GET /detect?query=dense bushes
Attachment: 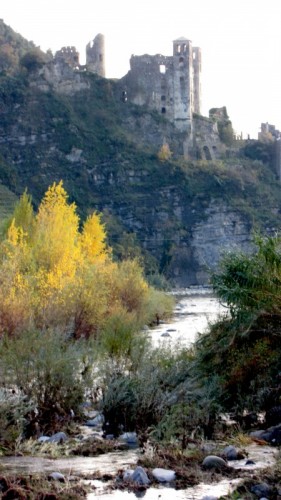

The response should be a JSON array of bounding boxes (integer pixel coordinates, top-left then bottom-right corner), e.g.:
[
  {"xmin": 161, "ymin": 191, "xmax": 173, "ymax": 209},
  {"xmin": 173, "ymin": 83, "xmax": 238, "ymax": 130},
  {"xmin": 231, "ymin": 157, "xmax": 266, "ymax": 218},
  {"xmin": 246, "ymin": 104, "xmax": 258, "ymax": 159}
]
[
  {"xmin": 193, "ymin": 234, "xmax": 281, "ymax": 413},
  {"xmin": 0, "ymin": 330, "xmax": 91, "ymax": 434},
  {"xmin": 0, "ymin": 182, "xmax": 173, "ymax": 440}
]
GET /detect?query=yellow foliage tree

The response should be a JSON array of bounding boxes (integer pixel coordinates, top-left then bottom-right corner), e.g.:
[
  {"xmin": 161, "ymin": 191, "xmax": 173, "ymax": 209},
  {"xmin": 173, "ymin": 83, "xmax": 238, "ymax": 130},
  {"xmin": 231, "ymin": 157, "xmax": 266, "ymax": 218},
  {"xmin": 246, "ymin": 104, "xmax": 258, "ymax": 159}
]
[
  {"xmin": 79, "ymin": 212, "xmax": 108, "ymax": 265},
  {"xmin": 34, "ymin": 181, "xmax": 80, "ymax": 275},
  {"xmin": 0, "ymin": 181, "xmax": 169, "ymax": 339},
  {"xmin": 0, "ymin": 181, "xmax": 110, "ymax": 334}
]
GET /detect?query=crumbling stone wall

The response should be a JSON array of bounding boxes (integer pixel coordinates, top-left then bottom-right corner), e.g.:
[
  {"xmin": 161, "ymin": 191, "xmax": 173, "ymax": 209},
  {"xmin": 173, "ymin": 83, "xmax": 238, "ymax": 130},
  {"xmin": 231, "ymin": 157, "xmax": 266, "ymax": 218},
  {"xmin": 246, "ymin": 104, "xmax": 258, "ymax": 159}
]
[
  {"xmin": 118, "ymin": 37, "xmax": 201, "ymax": 135},
  {"xmin": 54, "ymin": 46, "xmax": 80, "ymax": 68}
]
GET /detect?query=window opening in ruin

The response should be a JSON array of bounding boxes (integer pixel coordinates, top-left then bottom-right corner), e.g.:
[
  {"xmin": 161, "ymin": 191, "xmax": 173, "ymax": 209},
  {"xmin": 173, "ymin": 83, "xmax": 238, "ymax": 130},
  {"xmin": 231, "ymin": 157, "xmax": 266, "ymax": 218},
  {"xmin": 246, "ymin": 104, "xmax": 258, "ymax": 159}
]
[
  {"xmin": 159, "ymin": 64, "xmax": 166, "ymax": 74},
  {"xmin": 99, "ymin": 54, "xmax": 103, "ymax": 61},
  {"xmin": 161, "ymin": 107, "xmax": 166, "ymax": 114},
  {"xmin": 179, "ymin": 57, "xmax": 184, "ymax": 63},
  {"xmin": 193, "ymin": 52, "xmax": 196, "ymax": 60},
  {"xmin": 203, "ymin": 146, "xmax": 212, "ymax": 161},
  {"xmin": 180, "ymin": 76, "xmax": 184, "ymax": 84},
  {"xmin": 183, "ymin": 44, "xmax": 187, "ymax": 52},
  {"xmin": 161, "ymin": 95, "xmax": 166, "ymax": 101},
  {"xmin": 177, "ymin": 44, "xmax": 181, "ymax": 53}
]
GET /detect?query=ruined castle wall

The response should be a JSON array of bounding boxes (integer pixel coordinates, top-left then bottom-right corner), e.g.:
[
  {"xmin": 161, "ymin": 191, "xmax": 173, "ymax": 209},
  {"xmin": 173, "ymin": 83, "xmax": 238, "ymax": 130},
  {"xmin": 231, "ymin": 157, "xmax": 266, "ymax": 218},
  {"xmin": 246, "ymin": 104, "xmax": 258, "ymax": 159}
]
[
  {"xmin": 120, "ymin": 38, "xmax": 195, "ymax": 135},
  {"xmin": 54, "ymin": 46, "xmax": 80, "ymax": 68},
  {"xmin": 86, "ymin": 33, "xmax": 105, "ymax": 77},
  {"xmin": 126, "ymin": 54, "xmax": 175, "ymax": 123}
]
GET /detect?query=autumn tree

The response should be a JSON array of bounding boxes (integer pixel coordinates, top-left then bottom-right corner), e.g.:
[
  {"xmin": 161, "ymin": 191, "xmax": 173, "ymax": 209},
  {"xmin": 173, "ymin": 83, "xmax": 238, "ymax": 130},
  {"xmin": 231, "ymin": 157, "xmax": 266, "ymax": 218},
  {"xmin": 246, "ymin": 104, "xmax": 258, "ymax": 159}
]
[
  {"xmin": 0, "ymin": 181, "xmax": 158, "ymax": 338},
  {"xmin": 0, "ymin": 182, "xmax": 109, "ymax": 334}
]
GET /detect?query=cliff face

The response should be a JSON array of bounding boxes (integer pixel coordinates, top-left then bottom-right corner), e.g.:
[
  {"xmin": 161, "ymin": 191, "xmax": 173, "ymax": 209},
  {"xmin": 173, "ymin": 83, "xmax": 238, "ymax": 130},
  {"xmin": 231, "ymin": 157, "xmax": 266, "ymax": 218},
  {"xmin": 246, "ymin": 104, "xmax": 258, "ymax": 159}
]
[{"xmin": 1, "ymin": 23, "xmax": 281, "ymax": 285}]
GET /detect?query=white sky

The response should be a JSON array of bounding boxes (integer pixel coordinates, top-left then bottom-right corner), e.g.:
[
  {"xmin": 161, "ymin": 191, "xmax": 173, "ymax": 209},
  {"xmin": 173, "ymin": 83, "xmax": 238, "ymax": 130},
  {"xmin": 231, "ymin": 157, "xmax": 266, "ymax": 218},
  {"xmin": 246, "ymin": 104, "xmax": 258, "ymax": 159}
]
[{"xmin": 2, "ymin": 0, "xmax": 281, "ymax": 138}]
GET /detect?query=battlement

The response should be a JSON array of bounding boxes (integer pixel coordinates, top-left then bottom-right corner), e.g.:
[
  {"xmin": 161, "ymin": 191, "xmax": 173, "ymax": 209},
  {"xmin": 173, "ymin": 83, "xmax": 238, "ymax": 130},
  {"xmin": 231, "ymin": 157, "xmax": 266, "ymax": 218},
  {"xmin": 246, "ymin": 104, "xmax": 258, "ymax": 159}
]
[{"xmin": 54, "ymin": 46, "xmax": 80, "ymax": 68}]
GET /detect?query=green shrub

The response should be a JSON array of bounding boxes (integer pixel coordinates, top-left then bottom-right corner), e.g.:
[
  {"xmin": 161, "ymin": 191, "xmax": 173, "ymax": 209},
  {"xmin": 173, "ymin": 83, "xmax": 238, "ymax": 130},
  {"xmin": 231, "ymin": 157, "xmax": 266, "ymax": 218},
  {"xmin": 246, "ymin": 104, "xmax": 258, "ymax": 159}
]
[
  {"xmin": 98, "ymin": 306, "xmax": 148, "ymax": 373},
  {"xmin": 0, "ymin": 329, "xmax": 93, "ymax": 433},
  {"xmin": 0, "ymin": 392, "xmax": 33, "ymax": 448},
  {"xmin": 193, "ymin": 234, "xmax": 281, "ymax": 413},
  {"xmin": 99, "ymin": 344, "xmax": 194, "ymax": 437},
  {"xmin": 142, "ymin": 287, "xmax": 174, "ymax": 325}
]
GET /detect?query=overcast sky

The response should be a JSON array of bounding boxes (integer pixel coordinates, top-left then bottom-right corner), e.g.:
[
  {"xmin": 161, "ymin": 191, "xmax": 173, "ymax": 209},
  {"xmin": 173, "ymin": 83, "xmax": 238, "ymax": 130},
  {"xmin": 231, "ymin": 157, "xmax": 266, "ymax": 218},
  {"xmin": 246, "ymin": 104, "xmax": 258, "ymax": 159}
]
[{"xmin": 2, "ymin": 0, "xmax": 281, "ymax": 138}]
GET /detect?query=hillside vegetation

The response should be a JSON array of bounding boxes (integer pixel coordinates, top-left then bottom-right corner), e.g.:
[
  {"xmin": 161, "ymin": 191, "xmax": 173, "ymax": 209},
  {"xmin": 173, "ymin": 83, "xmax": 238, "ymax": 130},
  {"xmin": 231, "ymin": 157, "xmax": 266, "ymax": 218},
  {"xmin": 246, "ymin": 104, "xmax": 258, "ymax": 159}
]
[
  {"xmin": 0, "ymin": 183, "xmax": 18, "ymax": 220},
  {"xmin": 0, "ymin": 20, "xmax": 281, "ymax": 284}
]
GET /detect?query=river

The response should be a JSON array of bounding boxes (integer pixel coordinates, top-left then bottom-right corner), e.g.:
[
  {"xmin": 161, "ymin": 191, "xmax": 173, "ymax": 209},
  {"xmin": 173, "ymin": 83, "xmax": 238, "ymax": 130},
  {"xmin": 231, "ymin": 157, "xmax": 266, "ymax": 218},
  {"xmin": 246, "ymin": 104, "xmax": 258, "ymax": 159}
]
[{"xmin": 149, "ymin": 288, "xmax": 226, "ymax": 347}]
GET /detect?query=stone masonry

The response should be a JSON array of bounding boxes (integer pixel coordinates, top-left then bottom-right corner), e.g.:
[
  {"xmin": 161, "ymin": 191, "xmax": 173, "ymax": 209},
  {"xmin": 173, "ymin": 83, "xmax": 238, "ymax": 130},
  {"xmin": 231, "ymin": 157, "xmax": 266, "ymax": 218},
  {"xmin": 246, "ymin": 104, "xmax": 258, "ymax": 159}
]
[{"xmin": 119, "ymin": 38, "xmax": 201, "ymax": 135}]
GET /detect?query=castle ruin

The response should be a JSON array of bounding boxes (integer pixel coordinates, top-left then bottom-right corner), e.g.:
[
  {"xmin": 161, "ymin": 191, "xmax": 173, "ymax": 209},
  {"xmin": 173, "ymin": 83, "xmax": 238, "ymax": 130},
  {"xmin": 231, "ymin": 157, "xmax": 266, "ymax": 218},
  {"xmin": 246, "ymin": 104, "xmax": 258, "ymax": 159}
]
[
  {"xmin": 53, "ymin": 36, "xmax": 201, "ymax": 136},
  {"xmin": 54, "ymin": 33, "xmax": 106, "ymax": 77},
  {"xmin": 119, "ymin": 38, "xmax": 202, "ymax": 134},
  {"xmin": 38, "ymin": 34, "xmax": 224, "ymax": 160}
]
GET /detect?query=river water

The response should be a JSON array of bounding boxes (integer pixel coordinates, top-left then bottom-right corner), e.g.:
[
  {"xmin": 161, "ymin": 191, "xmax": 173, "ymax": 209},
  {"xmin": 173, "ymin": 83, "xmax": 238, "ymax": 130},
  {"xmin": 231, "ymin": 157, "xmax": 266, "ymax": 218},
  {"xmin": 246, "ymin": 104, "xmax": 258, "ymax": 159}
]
[
  {"xmin": 148, "ymin": 288, "xmax": 226, "ymax": 347},
  {"xmin": 0, "ymin": 290, "xmax": 276, "ymax": 499}
]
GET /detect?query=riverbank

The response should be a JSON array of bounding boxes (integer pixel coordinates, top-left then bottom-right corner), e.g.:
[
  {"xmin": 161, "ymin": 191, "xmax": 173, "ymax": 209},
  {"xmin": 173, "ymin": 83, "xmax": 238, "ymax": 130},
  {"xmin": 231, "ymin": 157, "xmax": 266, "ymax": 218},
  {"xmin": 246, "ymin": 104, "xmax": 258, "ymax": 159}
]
[
  {"xmin": 0, "ymin": 290, "xmax": 280, "ymax": 499},
  {"xmin": 0, "ymin": 436, "xmax": 279, "ymax": 499}
]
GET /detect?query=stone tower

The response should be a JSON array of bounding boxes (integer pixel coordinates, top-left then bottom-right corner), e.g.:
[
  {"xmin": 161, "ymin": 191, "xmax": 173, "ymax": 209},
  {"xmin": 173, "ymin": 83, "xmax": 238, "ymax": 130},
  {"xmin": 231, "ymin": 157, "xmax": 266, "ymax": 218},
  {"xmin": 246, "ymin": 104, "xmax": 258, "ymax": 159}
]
[
  {"xmin": 192, "ymin": 47, "xmax": 202, "ymax": 115},
  {"xmin": 86, "ymin": 33, "xmax": 105, "ymax": 77},
  {"xmin": 120, "ymin": 37, "xmax": 201, "ymax": 135},
  {"xmin": 172, "ymin": 37, "xmax": 193, "ymax": 132}
]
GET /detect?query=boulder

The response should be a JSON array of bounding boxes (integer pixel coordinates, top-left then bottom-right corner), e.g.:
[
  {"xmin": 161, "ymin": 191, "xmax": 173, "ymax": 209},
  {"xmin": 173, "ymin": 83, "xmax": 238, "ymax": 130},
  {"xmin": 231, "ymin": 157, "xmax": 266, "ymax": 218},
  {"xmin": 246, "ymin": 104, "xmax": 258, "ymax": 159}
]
[
  {"xmin": 250, "ymin": 430, "xmax": 267, "ymax": 440},
  {"xmin": 48, "ymin": 432, "xmax": 68, "ymax": 443},
  {"xmin": 38, "ymin": 436, "xmax": 50, "ymax": 443},
  {"xmin": 245, "ymin": 459, "xmax": 256, "ymax": 465},
  {"xmin": 223, "ymin": 444, "xmax": 244, "ymax": 460},
  {"xmin": 131, "ymin": 466, "xmax": 150, "ymax": 485},
  {"xmin": 119, "ymin": 432, "xmax": 138, "ymax": 445},
  {"xmin": 251, "ymin": 482, "xmax": 272, "ymax": 498},
  {"xmin": 123, "ymin": 469, "xmax": 134, "ymax": 481},
  {"xmin": 267, "ymin": 424, "xmax": 281, "ymax": 446},
  {"xmin": 48, "ymin": 472, "xmax": 65, "ymax": 482},
  {"xmin": 85, "ymin": 414, "xmax": 104, "ymax": 427},
  {"xmin": 152, "ymin": 468, "xmax": 176, "ymax": 482},
  {"xmin": 251, "ymin": 424, "xmax": 281, "ymax": 446},
  {"xmin": 202, "ymin": 455, "xmax": 228, "ymax": 470},
  {"xmin": 223, "ymin": 445, "xmax": 238, "ymax": 460}
]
